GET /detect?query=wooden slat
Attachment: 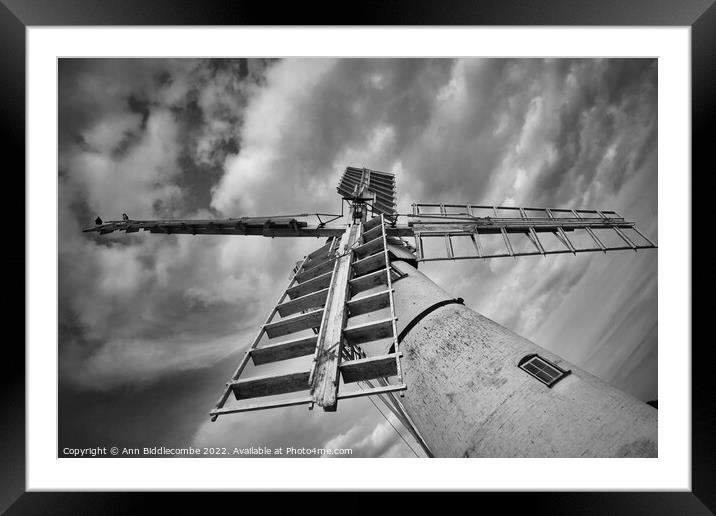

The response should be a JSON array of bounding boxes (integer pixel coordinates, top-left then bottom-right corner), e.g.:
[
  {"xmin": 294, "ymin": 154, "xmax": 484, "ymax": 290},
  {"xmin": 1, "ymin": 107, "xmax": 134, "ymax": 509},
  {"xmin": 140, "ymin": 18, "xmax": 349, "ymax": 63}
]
[
  {"xmin": 307, "ymin": 240, "xmax": 334, "ymax": 260},
  {"xmin": 337, "ymin": 383, "xmax": 407, "ymax": 399},
  {"xmin": 347, "ymin": 289, "xmax": 391, "ymax": 317},
  {"xmin": 630, "ymin": 226, "xmax": 657, "ymax": 248},
  {"xmin": 373, "ymin": 197, "xmax": 396, "ymax": 209},
  {"xmin": 304, "ymin": 236, "xmax": 338, "ymax": 265},
  {"xmin": 362, "ymin": 224, "xmax": 384, "ymax": 243},
  {"xmin": 368, "ymin": 181, "xmax": 396, "ymax": 197},
  {"xmin": 552, "ymin": 227, "xmax": 574, "ymax": 253},
  {"xmin": 310, "ymin": 223, "xmax": 358, "ymax": 411},
  {"xmin": 380, "ymin": 212, "xmax": 404, "ymax": 390},
  {"xmin": 349, "ymin": 268, "xmax": 389, "ymax": 294},
  {"xmin": 352, "ymin": 251, "xmax": 387, "ymax": 276},
  {"xmin": 373, "ymin": 192, "xmax": 396, "ymax": 204},
  {"xmin": 528, "ymin": 227, "xmax": 546, "ymax": 255},
  {"xmin": 362, "ymin": 216, "xmax": 384, "ymax": 232},
  {"xmin": 286, "ymin": 271, "xmax": 333, "ymax": 299},
  {"xmin": 373, "ymin": 203, "xmax": 396, "ymax": 215},
  {"xmin": 264, "ymin": 309, "xmax": 324, "ymax": 338},
  {"xmin": 343, "ymin": 317, "xmax": 394, "ymax": 345},
  {"xmin": 445, "ymin": 234, "xmax": 454, "ymax": 259},
  {"xmin": 500, "ymin": 228, "xmax": 514, "ymax": 257},
  {"xmin": 374, "ymin": 199, "xmax": 396, "ymax": 210},
  {"xmin": 211, "ymin": 395, "xmax": 313, "ymax": 416},
  {"xmin": 369, "ymin": 171, "xmax": 394, "ymax": 181},
  {"xmin": 296, "ymin": 259, "xmax": 336, "ymax": 283},
  {"xmin": 373, "ymin": 187, "xmax": 395, "ymax": 196},
  {"xmin": 230, "ymin": 371, "xmax": 311, "ymax": 400},
  {"xmin": 612, "ymin": 226, "xmax": 637, "ymax": 250},
  {"xmin": 340, "ymin": 353, "xmax": 399, "ymax": 383},
  {"xmin": 210, "ymin": 253, "xmax": 311, "ymax": 421},
  {"xmin": 373, "ymin": 196, "xmax": 397, "ymax": 210},
  {"xmin": 337, "ymin": 185, "xmax": 356, "ymax": 197},
  {"xmin": 369, "ymin": 177, "xmax": 394, "ymax": 190},
  {"xmin": 585, "ymin": 227, "xmax": 607, "ymax": 251},
  {"xmin": 387, "ymin": 243, "xmax": 416, "ymax": 262},
  {"xmin": 373, "ymin": 196, "xmax": 396, "ymax": 208},
  {"xmin": 302, "ymin": 250, "xmax": 336, "ymax": 270},
  {"xmin": 276, "ymin": 288, "xmax": 329, "ymax": 317},
  {"xmin": 250, "ymin": 335, "xmax": 318, "ymax": 365},
  {"xmin": 353, "ymin": 235, "xmax": 384, "ymax": 259}
]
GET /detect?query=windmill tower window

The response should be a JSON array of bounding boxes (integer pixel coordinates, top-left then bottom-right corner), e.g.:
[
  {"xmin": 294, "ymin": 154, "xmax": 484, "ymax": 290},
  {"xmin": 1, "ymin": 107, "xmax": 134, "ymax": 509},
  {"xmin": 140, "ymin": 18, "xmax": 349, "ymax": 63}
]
[{"xmin": 518, "ymin": 354, "xmax": 571, "ymax": 387}]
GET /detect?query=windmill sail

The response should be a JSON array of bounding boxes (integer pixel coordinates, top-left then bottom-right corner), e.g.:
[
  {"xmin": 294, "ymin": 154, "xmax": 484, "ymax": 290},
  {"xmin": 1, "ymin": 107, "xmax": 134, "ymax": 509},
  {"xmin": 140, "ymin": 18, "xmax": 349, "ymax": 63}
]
[
  {"xmin": 210, "ymin": 215, "xmax": 407, "ymax": 419},
  {"xmin": 82, "ymin": 214, "xmax": 346, "ymax": 237},
  {"xmin": 409, "ymin": 203, "xmax": 656, "ymax": 262}
]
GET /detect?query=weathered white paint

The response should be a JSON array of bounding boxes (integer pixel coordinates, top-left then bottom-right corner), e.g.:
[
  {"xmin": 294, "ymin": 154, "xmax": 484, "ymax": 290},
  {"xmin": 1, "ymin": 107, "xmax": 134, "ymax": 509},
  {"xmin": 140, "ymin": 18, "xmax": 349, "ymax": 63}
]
[{"xmin": 391, "ymin": 260, "xmax": 657, "ymax": 458}]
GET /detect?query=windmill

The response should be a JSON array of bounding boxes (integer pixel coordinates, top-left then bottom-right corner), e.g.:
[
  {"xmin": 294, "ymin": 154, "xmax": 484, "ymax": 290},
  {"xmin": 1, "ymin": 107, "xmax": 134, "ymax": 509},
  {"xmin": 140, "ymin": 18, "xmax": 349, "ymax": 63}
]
[{"xmin": 84, "ymin": 166, "xmax": 658, "ymax": 458}]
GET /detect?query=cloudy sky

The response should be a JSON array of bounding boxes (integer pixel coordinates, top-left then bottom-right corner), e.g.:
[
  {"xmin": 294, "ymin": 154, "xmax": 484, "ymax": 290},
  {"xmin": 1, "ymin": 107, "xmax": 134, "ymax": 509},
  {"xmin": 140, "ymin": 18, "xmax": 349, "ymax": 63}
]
[{"xmin": 58, "ymin": 58, "xmax": 657, "ymax": 458}]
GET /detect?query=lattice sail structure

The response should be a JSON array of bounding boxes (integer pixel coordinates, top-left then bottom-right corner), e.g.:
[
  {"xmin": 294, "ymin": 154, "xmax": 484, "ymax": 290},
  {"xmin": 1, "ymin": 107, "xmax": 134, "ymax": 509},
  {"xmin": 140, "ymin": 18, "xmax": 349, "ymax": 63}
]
[
  {"xmin": 409, "ymin": 203, "xmax": 656, "ymax": 262},
  {"xmin": 82, "ymin": 166, "xmax": 656, "ymax": 444},
  {"xmin": 207, "ymin": 214, "xmax": 411, "ymax": 420}
]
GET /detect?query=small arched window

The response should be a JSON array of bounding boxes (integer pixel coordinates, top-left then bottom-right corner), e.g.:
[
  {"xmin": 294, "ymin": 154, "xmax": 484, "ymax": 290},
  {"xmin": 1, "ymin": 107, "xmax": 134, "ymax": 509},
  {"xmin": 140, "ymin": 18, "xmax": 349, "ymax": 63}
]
[{"xmin": 518, "ymin": 354, "xmax": 570, "ymax": 387}]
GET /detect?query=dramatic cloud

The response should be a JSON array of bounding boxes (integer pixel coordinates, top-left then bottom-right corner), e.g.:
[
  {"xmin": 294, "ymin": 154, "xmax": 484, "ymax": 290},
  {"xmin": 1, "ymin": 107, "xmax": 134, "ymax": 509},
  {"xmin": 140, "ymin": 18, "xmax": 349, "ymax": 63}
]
[
  {"xmin": 192, "ymin": 394, "xmax": 421, "ymax": 458},
  {"xmin": 58, "ymin": 58, "xmax": 657, "ymax": 457}
]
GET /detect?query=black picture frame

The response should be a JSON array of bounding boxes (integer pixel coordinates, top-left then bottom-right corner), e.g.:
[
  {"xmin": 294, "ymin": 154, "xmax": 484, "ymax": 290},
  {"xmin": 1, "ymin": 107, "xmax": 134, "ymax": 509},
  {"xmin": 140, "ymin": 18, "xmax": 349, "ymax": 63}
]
[{"xmin": 4, "ymin": 0, "xmax": 711, "ymax": 513}]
